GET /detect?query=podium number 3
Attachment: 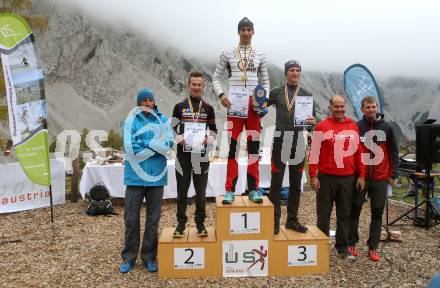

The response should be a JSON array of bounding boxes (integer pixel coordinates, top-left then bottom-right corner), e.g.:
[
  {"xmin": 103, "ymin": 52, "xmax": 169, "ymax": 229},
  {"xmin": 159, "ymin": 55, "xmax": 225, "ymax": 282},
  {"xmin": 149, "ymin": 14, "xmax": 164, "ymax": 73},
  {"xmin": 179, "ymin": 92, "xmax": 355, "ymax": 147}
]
[
  {"xmin": 298, "ymin": 246, "xmax": 307, "ymax": 261},
  {"xmin": 241, "ymin": 213, "xmax": 248, "ymax": 229},
  {"xmin": 184, "ymin": 248, "xmax": 194, "ymax": 264}
]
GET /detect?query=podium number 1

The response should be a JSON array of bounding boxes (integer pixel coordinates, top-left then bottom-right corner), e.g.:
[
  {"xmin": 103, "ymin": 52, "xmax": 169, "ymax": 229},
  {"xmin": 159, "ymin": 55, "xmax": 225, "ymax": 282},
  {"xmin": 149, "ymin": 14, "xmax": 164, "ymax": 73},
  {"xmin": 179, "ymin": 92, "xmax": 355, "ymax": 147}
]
[
  {"xmin": 230, "ymin": 212, "xmax": 260, "ymax": 234},
  {"xmin": 241, "ymin": 213, "xmax": 247, "ymax": 228}
]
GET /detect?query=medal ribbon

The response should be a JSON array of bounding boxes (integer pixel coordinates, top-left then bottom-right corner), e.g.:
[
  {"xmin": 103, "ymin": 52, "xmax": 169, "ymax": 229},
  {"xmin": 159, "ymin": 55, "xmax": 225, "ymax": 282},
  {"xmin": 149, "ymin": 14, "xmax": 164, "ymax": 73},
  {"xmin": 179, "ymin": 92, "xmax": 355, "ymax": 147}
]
[
  {"xmin": 237, "ymin": 45, "xmax": 252, "ymax": 81},
  {"xmin": 285, "ymin": 84, "xmax": 300, "ymax": 113},
  {"xmin": 188, "ymin": 97, "xmax": 201, "ymax": 122}
]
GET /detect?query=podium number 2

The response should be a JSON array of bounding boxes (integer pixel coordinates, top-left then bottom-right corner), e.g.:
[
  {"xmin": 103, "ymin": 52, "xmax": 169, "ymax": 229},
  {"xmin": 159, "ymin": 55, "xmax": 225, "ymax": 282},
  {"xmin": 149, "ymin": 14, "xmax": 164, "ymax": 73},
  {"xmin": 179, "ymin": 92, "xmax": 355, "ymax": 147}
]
[
  {"xmin": 174, "ymin": 248, "xmax": 205, "ymax": 269},
  {"xmin": 184, "ymin": 248, "xmax": 194, "ymax": 264}
]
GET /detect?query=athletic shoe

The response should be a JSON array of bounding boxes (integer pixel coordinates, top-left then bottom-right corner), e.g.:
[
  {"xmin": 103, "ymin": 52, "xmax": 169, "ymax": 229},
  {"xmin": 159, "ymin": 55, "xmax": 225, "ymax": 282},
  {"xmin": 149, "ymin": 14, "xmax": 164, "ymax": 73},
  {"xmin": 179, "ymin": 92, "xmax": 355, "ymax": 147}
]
[
  {"xmin": 119, "ymin": 261, "xmax": 134, "ymax": 273},
  {"xmin": 249, "ymin": 189, "xmax": 263, "ymax": 203},
  {"xmin": 337, "ymin": 250, "xmax": 356, "ymax": 261},
  {"xmin": 368, "ymin": 249, "xmax": 380, "ymax": 262},
  {"xmin": 222, "ymin": 191, "xmax": 235, "ymax": 204},
  {"xmin": 285, "ymin": 221, "xmax": 308, "ymax": 233},
  {"xmin": 173, "ymin": 223, "xmax": 185, "ymax": 238},
  {"xmin": 144, "ymin": 261, "xmax": 158, "ymax": 273},
  {"xmin": 348, "ymin": 245, "xmax": 359, "ymax": 257},
  {"xmin": 197, "ymin": 224, "xmax": 208, "ymax": 237}
]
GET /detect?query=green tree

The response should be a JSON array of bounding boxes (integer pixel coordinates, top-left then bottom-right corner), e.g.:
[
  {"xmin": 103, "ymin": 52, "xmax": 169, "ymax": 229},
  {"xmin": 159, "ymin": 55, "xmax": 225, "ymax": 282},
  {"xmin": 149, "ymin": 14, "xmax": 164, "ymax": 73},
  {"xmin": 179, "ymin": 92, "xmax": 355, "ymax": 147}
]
[
  {"xmin": 104, "ymin": 129, "xmax": 122, "ymax": 151},
  {"xmin": 80, "ymin": 128, "xmax": 89, "ymax": 151}
]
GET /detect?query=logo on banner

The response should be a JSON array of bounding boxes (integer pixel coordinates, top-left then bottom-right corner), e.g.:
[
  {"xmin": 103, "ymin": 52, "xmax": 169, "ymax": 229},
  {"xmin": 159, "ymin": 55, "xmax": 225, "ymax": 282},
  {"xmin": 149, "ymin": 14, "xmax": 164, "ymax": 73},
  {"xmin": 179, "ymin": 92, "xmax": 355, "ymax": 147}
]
[
  {"xmin": 357, "ymin": 75, "xmax": 375, "ymax": 96},
  {"xmin": 222, "ymin": 240, "xmax": 268, "ymax": 277},
  {"xmin": 0, "ymin": 24, "xmax": 22, "ymax": 38}
]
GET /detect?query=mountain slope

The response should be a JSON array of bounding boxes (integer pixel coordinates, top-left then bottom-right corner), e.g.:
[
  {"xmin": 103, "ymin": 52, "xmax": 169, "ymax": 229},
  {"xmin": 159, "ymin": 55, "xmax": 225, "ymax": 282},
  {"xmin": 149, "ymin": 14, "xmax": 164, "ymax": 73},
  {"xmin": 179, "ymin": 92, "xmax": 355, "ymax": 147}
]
[{"xmin": 1, "ymin": 0, "xmax": 439, "ymax": 144}]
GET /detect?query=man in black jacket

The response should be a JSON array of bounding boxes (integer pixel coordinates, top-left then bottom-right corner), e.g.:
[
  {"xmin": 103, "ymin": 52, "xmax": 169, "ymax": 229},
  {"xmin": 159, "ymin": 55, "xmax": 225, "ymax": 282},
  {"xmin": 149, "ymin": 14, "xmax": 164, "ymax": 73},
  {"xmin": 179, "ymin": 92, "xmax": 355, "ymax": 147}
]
[
  {"xmin": 267, "ymin": 60, "xmax": 316, "ymax": 234},
  {"xmin": 348, "ymin": 96, "xmax": 399, "ymax": 261},
  {"xmin": 172, "ymin": 71, "xmax": 217, "ymax": 238}
]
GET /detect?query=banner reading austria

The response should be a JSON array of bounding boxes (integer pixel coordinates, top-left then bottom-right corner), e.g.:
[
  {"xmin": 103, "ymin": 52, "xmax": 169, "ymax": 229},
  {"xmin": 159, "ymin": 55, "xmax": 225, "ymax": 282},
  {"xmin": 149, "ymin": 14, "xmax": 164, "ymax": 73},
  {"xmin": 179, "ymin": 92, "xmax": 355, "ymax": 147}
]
[{"xmin": 0, "ymin": 13, "xmax": 51, "ymax": 186}]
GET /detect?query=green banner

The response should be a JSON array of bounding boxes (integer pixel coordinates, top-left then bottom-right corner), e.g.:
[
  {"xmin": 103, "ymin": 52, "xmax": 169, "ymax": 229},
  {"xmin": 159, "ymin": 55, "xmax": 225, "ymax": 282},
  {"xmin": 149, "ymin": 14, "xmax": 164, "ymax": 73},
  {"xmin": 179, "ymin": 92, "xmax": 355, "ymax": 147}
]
[
  {"xmin": 0, "ymin": 13, "xmax": 51, "ymax": 186},
  {"xmin": 0, "ymin": 13, "xmax": 32, "ymax": 50}
]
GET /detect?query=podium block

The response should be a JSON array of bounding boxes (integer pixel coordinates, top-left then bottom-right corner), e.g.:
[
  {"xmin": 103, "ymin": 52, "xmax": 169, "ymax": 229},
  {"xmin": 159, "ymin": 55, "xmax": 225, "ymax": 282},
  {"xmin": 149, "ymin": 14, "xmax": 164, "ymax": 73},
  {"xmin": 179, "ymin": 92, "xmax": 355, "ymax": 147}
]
[
  {"xmin": 216, "ymin": 196, "xmax": 274, "ymax": 241},
  {"xmin": 269, "ymin": 226, "xmax": 329, "ymax": 276},
  {"xmin": 158, "ymin": 227, "xmax": 221, "ymax": 278},
  {"xmin": 158, "ymin": 196, "xmax": 329, "ymax": 278}
]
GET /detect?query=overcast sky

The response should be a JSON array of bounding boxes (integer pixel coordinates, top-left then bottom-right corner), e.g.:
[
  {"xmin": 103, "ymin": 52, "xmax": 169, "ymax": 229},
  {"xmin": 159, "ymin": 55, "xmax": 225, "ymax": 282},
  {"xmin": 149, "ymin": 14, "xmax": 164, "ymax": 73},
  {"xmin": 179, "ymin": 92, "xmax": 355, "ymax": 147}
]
[{"xmin": 60, "ymin": 0, "xmax": 440, "ymax": 80}]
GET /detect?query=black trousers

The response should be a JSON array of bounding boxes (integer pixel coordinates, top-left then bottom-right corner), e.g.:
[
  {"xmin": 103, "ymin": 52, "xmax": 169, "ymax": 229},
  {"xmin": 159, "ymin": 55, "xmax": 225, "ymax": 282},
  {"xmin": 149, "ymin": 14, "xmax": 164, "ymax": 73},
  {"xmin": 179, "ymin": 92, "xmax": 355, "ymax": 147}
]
[
  {"xmin": 175, "ymin": 151, "xmax": 209, "ymax": 226},
  {"xmin": 269, "ymin": 131, "xmax": 305, "ymax": 228},
  {"xmin": 348, "ymin": 180, "xmax": 387, "ymax": 249},
  {"xmin": 121, "ymin": 185, "xmax": 163, "ymax": 263},
  {"xmin": 316, "ymin": 173, "xmax": 355, "ymax": 253}
]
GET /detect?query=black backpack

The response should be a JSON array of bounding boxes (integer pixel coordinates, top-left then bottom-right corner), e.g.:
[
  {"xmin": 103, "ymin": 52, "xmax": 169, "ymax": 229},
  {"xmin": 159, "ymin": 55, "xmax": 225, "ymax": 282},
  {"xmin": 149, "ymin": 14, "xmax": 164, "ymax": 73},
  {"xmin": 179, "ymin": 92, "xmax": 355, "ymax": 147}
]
[{"xmin": 85, "ymin": 183, "xmax": 117, "ymax": 216}]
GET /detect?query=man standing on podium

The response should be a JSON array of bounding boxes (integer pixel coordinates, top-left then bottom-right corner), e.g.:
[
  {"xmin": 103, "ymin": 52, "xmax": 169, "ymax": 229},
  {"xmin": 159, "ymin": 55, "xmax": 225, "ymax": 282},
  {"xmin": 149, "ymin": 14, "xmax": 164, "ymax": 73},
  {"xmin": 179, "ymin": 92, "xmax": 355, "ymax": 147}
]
[
  {"xmin": 172, "ymin": 72, "xmax": 217, "ymax": 238},
  {"xmin": 212, "ymin": 17, "xmax": 270, "ymax": 204},
  {"xmin": 266, "ymin": 60, "xmax": 316, "ymax": 235}
]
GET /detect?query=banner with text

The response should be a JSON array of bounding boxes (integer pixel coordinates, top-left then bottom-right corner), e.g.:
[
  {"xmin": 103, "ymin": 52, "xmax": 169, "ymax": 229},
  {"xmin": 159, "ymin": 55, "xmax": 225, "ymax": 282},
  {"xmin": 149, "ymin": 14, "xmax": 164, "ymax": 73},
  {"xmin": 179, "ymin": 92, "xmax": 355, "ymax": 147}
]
[
  {"xmin": 0, "ymin": 13, "xmax": 51, "ymax": 186},
  {"xmin": 0, "ymin": 159, "xmax": 64, "ymax": 214}
]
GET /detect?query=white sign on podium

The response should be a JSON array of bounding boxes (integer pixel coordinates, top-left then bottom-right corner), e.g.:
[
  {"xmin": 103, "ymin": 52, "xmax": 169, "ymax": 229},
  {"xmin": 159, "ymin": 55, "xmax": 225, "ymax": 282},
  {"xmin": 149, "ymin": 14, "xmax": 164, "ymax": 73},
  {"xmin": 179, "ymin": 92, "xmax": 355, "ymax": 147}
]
[
  {"xmin": 230, "ymin": 212, "xmax": 260, "ymax": 234},
  {"xmin": 288, "ymin": 245, "xmax": 317, "ymax": 266},
  {"xmin": 174, "ymin": 248, "xmax": 205, "ymax": 269}
]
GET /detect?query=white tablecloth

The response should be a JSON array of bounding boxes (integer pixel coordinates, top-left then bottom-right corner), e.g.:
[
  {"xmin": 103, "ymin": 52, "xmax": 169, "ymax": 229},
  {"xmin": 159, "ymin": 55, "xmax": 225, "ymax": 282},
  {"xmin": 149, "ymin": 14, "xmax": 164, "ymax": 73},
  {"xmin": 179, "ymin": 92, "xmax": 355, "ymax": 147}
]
[{"xmin": 80, "ymin": 159, "xmax": 306, "ymax": 199}]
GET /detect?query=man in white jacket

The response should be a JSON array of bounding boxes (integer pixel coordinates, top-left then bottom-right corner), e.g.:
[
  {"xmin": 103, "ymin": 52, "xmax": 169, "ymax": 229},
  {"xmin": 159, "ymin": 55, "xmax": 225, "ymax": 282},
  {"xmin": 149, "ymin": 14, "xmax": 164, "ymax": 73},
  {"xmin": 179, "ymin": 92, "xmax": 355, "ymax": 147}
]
[{"xmin": 212, "ymin": 17, "xmax": 270, "ymax": 204}]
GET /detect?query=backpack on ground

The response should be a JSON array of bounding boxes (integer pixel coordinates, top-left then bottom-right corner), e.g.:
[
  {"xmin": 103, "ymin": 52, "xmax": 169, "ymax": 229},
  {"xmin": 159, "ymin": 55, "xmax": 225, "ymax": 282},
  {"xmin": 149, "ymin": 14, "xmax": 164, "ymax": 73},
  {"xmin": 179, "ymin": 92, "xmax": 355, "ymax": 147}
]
[{"xmin": 85, "ymin": 183, "xmax": 117, "ymax": 216}]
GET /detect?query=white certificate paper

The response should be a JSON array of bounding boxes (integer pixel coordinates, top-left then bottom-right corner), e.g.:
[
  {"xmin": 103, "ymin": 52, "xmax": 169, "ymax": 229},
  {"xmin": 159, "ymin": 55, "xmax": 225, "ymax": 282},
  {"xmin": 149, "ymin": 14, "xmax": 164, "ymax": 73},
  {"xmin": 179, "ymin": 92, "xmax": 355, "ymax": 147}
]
[
  {"xmin": 227, "ymin": 87, "xmax": 249, "ymax": 118},
  {"xmin": 183, "ymin": 122, "xmax": 207, "ymax": 153},
  {"xmin": 294, "ymin": 96, "xmax": 313, "ymax": 127}
]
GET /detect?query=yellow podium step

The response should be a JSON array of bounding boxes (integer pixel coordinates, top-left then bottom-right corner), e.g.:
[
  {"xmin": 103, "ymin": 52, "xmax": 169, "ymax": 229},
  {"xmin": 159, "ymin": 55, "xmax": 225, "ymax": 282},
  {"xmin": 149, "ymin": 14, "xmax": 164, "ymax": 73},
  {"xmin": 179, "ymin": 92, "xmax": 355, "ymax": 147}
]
[
  {"xmin": 216, "ymin": 196, "xmax": 274, "ymax": 240},
  {"xmin": 158, "ymin": 227, "xmax": 221, "ymax": 278},
  {"xmin": 269, "ymin": 226, "xmax": 329, "ymax": 276}
]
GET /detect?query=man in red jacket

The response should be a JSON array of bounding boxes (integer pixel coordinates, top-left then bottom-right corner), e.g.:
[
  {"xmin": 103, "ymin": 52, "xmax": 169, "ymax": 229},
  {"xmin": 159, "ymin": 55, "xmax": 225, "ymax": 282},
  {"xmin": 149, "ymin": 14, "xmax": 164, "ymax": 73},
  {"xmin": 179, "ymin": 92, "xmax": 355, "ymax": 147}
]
[
  {"xmin": 347, "ymin": 96, "xmax": 399, "ymax": 262},
  {"xmin": 309, "ymin": 95, "xmax": 365, "ymax": 260}
]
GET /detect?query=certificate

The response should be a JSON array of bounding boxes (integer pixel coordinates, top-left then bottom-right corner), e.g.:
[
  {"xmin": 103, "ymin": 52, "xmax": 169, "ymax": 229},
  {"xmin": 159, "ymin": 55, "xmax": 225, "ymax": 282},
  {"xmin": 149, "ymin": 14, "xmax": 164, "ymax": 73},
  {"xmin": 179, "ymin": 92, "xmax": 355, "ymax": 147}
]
[
  {"xmin": 227, "ymin": 87, "xmax": 249, "ymax": 118},
  {"xmin": 183, "ymin": 122, "xmax": 207, "ymax": 153},
  {"xmin": 294, "ymin": 96, "xmax": 314, "ymax": 127}
]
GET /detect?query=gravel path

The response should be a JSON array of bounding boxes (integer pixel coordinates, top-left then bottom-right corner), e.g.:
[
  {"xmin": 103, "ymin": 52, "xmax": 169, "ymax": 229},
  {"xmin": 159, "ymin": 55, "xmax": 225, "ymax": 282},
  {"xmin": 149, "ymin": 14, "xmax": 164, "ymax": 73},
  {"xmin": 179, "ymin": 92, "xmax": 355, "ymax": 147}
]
[{"xmin": 1, "ymin": 191, "xmax": 439, "ymax": 287}]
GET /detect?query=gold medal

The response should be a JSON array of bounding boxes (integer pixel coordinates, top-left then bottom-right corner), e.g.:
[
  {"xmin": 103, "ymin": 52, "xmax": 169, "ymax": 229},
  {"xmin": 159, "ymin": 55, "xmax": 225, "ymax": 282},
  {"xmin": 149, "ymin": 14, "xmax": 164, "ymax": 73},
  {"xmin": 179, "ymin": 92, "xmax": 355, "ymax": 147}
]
[
  {"xmin": 188, "ymin": 97, "xmax": 201, "ymax": 122},
  {"xmin": 237, "ymin": 45, "xmax": 252, "ymax": 82}
]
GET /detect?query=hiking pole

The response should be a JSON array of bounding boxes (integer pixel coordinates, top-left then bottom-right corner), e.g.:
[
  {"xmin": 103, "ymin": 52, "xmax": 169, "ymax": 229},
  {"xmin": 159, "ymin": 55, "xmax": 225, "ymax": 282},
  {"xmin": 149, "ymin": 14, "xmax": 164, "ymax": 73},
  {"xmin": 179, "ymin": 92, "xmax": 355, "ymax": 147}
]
[{"xmin": 49, "ymin": 184, "xmax": 54, "ymax": 223}]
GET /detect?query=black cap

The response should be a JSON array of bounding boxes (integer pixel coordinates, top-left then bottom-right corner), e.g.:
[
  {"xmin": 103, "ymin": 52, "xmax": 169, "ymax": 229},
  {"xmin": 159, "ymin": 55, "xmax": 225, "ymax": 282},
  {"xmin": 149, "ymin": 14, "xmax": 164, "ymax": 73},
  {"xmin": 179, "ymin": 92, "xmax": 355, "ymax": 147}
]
[
  {"xmin": 238, "ymin": 17, "xmax": 254, "ymax": 32},
  {"xmin": 284, "ymin": 60, "xmax": 302, "ymax": 75}
]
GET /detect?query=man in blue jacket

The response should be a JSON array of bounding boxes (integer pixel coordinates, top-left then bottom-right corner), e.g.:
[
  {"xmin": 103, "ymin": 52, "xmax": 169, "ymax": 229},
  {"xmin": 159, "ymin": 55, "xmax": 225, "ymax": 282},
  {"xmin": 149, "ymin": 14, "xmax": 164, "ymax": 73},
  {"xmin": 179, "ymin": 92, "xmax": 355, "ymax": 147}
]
[{"xmin": 119, "ymin": 88, "xmax": 174, "ymax": 273}]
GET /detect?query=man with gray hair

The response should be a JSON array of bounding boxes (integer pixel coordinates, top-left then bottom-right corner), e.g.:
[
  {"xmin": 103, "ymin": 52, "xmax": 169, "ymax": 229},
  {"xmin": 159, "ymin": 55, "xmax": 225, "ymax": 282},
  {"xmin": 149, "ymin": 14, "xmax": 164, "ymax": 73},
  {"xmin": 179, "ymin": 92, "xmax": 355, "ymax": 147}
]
[{"xmin": 266, "ymin": 60, "xmax": 316, "ymax": 234}]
